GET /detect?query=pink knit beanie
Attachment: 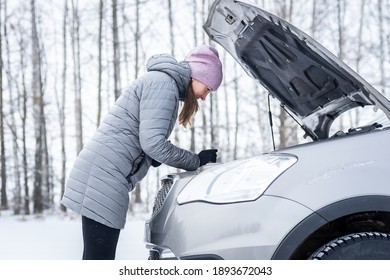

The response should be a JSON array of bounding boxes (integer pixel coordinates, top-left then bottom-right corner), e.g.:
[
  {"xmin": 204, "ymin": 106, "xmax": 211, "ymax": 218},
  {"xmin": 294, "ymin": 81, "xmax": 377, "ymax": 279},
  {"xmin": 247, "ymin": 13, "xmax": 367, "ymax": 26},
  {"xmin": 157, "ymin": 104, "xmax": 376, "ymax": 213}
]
[{"xmin": 185, "ymin": 45, "xmax": 223, "ymax": 91}]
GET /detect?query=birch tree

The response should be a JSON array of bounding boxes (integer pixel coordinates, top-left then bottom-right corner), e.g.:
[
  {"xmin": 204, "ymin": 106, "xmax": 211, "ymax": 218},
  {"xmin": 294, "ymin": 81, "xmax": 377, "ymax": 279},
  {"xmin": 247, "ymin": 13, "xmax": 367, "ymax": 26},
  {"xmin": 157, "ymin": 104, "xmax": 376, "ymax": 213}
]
[
  {"xmin": 0, "ymin": 0, "xmax": 7, "ymax": 211},
  {"xmin": 97, "ymin": 0, "xmax": 104, "ymax": 126},
  {"xmin": 134, "ymin": 0, "xmax": 140, "ymax": 80},
  {"xmin": 71, "ymin": 0, "xmax": 83, "ymax": 154},
  {"xmin": 190, "ymin": 0, "xmax": 198, "ymax": 152},
  {"xmin": 58, "ymin": 0, "xmax": 69, "ymax": 212},
  {"xmin": 200, "ymin": 0, "xmax": 208, "ymax": 149},
  {"xmin": 4, "ymin": 0, "xmax": 21, "ymax": 214},
  {"xmin": 131, "ymin": 0, "xmax": 142, "ymax": 205},
  {"xmin": 168, "ymin": 0, "xmax": 182, "ymax": 174},
  {"xmin": 112, "ymin": 0, "xmax": 121, "ymax": 100},
  {"xmin": 12, "ymin": 17, "xmax": 31, "ymax": 215},
  {"xmin": 233, "ymin": 63, "xmax": 239, "ymax": 159},
  {"xmin": 31, "ymin": 0, "xmax": 45, "ymax": 214},
  {"xmin": 377, "ymin": 0, "xmax": 385, "ymax": 95}
]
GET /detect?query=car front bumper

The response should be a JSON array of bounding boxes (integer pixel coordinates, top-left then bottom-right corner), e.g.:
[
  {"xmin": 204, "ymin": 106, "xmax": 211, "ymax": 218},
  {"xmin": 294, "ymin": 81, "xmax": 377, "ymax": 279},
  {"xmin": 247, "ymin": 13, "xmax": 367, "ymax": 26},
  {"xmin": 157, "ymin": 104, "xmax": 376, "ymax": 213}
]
[{"xmin": 145, "ymin": 193, "xmax": 315, "ymax": 260}]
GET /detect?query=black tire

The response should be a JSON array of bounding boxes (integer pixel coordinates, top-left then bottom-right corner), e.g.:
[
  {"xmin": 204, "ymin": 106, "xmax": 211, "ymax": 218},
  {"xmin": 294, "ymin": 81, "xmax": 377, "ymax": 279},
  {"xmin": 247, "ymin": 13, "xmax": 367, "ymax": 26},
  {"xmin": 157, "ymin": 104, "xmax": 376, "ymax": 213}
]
[{"xmin": 309, "ymin": 232, "xmax": 390, "ymax": 260}]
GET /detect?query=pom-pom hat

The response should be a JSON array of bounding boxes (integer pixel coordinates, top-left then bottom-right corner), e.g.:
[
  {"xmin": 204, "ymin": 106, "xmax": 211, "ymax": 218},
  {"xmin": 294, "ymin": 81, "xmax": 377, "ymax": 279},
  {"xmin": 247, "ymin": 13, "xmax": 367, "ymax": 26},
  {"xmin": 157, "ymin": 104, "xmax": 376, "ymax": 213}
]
[{"xmin": 185, "ymin": 45, "xmax": 223, "ymax": 91}]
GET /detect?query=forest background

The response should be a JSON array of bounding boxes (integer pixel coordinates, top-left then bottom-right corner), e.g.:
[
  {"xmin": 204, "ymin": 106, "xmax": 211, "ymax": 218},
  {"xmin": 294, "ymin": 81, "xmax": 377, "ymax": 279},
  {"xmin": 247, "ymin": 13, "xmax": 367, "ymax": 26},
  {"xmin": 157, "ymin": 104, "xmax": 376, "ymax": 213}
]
[{"xmin": 1, "ymin": 0, "xmax": 389, "ymax": 218}]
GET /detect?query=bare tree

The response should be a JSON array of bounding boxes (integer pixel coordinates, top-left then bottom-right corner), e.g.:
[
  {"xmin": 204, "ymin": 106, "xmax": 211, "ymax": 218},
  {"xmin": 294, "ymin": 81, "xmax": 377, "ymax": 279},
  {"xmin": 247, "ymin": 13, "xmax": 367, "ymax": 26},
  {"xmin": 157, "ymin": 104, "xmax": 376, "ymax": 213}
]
[
  {"xmin": 0, "ymin": 0, "xmax": 7, "ymax": 211},
  {"xmin": 350, "ymin": 0, "xmax": 366, "ymax": 127},
  {"xmin": 58, "ymin": 0, "xmax": 69, "ymax": 212},
  {"xmin": 377, "ymin": 0, "xmax": 386, "ymax": 95},
  {"xmin": 71, "ymin": 0, "xmax": 83, "ymax": 154},
  {"xmin": 337, "ymin": 0, "xmax": 346, "ymax": 60},
  {"xmin": 334, "ymin": 0, "xmax": 347, "ymax": 131},
  {"xmin": 190, "ymin": 0, "xmax": 198, "ymax": 152},
  {"xmin": 97, "ymin": 0, "xmax": 104, "ymax": 126},
  {"xmin": 167, "ymin": 0, "xmax": 182, "ymax": 174},
  {"xmin": 12, "ymin": 18, "xmax": 31, "ymax": 215},
  {"xmin": 131, "ymin": 0, "xmax": 142, "ymax": 205},
  {"xmin": 221, "ymin": 53, "xmax": 231, "ymax": 160},
  {"xmin": 355, "ymin": 0, "xmax": 365, "ymax": 74},
  {"xmin": 233, "ymin": 63, "xmax": 239, "ymax": 159},
  {"xmin": 168, "ymin": 0, "xmax": 175, "ymax": 57},
  {"xmin": 112, "ymin": 0, "xmax": 121, "ymax": 100},
  {"xmin": 200, "ymin": 0, "xmax": 209, "ymax": 150},
  {"xmin": 31, "ymin": 0, "xmax": 45, "ymax": 214},
  {"xmin": 3, "ymin": 0, "xmax": 21, "ymax": 214},
  {"xmin": 134, "ymin": 0, "xmax": 140, "ymax": 80}
]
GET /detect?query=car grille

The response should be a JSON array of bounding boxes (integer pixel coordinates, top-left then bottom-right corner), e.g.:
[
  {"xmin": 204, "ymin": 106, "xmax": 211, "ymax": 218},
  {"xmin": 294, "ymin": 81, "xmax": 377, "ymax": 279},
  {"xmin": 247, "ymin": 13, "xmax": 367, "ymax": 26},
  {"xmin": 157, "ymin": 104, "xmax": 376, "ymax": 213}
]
[
  {"xmin": 151, "ymin": 176, "xmax": 174, "ymax": 216},
  {"xmin": 148, "ymin": 250, "xmax": 160, "ymax": 260}
]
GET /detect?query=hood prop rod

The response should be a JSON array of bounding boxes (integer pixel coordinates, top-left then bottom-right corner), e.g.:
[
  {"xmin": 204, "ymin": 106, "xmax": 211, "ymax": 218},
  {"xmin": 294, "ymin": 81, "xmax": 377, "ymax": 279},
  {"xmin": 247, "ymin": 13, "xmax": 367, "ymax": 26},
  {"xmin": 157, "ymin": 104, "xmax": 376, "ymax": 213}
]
[{"xmin": 268, "ymin": 94, "xmax": 276, "ymax": 151}]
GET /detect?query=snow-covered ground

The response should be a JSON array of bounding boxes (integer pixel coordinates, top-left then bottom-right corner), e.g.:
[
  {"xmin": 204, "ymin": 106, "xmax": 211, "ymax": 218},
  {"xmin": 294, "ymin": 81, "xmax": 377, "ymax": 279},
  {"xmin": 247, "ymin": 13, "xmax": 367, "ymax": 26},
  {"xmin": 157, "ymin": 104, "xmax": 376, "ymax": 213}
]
[
  {"xmin": 0, "ymin": 212, "xmax": 388, "ymax": 280},
  {"xmin": 0, "ymin": 211, "xmax": 150, "ymax": 260}
]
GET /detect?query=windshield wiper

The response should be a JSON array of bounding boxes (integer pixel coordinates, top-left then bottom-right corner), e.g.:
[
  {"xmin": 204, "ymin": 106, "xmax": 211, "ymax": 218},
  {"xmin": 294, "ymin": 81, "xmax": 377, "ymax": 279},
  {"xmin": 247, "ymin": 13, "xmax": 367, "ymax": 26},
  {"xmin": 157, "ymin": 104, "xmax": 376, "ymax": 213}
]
[{"xmin": 347, "ymin": 122, "xmax": 383, "ymax": 135}]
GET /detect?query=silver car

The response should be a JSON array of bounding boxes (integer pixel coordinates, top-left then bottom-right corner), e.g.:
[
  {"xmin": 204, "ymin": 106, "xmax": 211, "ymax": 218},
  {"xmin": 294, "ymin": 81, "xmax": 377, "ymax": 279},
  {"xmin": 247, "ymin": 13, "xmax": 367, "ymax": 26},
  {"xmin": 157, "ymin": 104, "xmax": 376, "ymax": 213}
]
[{"xmin": 144, "ymin": 0, "xmax": 390, "ymax": 260}]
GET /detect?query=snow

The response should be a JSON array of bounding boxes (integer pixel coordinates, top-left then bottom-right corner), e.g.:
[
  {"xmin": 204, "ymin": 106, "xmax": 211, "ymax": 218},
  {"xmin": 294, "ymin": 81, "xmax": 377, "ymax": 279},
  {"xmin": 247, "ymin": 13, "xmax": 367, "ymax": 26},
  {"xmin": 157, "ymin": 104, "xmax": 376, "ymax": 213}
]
[{"xmin": 0, "ymin": 212, "xmax": 150, "ymax": 260}]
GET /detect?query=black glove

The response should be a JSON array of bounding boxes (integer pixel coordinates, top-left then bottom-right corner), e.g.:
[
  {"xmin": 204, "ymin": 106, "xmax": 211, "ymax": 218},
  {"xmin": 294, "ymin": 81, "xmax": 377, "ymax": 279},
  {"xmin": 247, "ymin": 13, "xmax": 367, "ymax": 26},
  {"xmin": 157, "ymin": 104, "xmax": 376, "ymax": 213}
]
[
  {"xmin": 198, "ymin": 149, "xmax": 218, "ymax": 167},
  {"xmin": 151, "ymin": 159, "xmax": 162, "ymax": 167}
]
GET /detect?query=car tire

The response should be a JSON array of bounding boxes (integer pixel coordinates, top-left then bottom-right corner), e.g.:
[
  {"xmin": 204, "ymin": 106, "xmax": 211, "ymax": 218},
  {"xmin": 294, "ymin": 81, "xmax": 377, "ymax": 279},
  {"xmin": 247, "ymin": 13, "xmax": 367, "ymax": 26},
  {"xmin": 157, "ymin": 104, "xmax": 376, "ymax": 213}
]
[{"xmin": 309, "ymin": 232, "xmax": 390, "ymax": 260}]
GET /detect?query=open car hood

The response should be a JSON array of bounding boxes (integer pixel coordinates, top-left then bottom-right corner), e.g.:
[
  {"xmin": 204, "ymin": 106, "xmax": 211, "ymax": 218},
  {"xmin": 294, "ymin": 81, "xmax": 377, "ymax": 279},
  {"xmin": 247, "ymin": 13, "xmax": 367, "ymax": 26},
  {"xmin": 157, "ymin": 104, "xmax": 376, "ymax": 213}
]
[{"xmin": 204, "ymin": 0, "xmax": 390, "ymax": 140}]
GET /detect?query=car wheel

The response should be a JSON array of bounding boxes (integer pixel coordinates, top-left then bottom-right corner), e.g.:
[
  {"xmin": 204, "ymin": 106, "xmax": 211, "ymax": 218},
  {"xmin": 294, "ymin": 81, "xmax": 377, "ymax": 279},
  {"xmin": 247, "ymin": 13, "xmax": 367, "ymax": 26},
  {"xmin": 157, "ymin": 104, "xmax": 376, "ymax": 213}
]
[{"xmin": 309, "ymin": 232, "xmax": 390, "ymax": 260}]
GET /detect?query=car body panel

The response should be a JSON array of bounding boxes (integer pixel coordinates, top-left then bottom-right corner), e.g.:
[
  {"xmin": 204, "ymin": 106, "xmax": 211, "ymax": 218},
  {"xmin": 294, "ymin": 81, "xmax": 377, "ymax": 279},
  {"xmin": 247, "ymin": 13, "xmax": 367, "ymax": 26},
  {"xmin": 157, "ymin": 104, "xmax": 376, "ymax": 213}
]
[
  {"xmin": 146, "ymin": 193, "xmax": 317, "ymax": 259},
  {"xmin": 273, "ymin": 195, "xmax": 390, "ymax": 259},
  {"xmin": 203, "ymin": 0, "xmax": 390, "ymax": 140},
  {"xmin": 265, "ymin": 128, "xmax": 390, "ymax": 210}
]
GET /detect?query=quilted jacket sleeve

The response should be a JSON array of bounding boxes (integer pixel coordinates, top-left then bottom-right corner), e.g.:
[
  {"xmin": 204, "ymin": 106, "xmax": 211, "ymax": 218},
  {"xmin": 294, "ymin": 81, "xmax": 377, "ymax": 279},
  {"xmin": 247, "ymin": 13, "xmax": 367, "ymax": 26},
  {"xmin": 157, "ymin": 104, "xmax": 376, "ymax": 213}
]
[{"xmin": 138, "ymin": 72, "xmax": 200, "ymax": 171}]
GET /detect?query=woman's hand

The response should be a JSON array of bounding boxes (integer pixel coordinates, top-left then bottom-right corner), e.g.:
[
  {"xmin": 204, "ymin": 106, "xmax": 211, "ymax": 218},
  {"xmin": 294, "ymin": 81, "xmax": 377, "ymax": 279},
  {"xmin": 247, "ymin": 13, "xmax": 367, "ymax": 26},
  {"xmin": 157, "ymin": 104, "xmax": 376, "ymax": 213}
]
[
  {"xmin": 198, "ymin": 149, "xmax": 218, "ymax": 166},
  {"xmin": 151, "ymin": 159, "xmax": 162, "ymax": 167}
]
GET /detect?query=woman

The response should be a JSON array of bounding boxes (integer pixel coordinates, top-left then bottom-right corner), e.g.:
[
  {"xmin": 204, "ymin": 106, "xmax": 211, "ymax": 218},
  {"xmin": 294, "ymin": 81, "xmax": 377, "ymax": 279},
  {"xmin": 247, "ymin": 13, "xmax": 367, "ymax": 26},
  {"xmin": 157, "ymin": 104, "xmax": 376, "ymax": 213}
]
[{"xmin": 61, "ymin": 45, "xmax": 223, "ymax": 260}]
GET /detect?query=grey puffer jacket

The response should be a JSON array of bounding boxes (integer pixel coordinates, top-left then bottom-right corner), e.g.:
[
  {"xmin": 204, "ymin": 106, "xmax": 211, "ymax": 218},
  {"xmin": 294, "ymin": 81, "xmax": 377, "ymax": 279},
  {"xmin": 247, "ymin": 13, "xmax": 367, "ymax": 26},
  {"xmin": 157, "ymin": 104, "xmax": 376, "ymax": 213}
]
[{"xmin": 61, "ymin": 54, "xmax": 200, "ymax": 229}]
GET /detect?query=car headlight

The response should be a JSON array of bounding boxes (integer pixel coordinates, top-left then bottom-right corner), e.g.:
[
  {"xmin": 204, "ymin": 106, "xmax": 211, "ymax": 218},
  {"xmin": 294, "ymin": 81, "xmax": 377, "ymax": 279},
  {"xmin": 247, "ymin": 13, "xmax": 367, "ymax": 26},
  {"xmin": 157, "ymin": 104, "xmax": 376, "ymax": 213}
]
[{"xmin": 177, "ymin": 153, "xmax": 297, "ymax": 204}]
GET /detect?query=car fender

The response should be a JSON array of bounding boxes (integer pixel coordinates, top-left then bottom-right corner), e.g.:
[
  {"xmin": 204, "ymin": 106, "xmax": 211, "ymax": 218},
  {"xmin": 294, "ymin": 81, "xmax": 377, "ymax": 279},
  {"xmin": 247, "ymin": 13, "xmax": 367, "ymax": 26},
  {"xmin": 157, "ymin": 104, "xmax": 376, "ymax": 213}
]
[{"xmin": 272, "ymin": 195, "xmax": 390, "ymax": 259}]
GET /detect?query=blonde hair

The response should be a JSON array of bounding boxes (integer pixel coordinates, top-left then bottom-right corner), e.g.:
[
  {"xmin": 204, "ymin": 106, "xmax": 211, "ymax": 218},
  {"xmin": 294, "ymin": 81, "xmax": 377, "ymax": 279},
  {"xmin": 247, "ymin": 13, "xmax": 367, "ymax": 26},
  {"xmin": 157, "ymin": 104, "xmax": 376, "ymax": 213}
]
[{"xmin": 179, "ymin": 81, "xmax": 199, "ymax": 128}]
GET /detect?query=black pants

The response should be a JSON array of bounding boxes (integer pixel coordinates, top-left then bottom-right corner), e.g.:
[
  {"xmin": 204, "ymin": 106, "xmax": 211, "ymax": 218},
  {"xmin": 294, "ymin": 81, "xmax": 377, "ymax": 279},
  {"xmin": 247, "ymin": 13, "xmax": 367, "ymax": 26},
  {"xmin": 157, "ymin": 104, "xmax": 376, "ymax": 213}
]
[{"xmin": 82, "ymin": 216, "xmax": 120, "ymax": 260}]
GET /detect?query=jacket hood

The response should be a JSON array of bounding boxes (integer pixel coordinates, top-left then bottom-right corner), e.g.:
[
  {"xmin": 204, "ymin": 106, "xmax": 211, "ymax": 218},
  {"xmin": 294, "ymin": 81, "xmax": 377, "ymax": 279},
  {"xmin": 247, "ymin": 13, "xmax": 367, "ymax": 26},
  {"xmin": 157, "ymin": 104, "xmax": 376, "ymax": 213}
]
[{"xmin": 147, "ymin": 54, "xmax": 191, "ymax": 101}]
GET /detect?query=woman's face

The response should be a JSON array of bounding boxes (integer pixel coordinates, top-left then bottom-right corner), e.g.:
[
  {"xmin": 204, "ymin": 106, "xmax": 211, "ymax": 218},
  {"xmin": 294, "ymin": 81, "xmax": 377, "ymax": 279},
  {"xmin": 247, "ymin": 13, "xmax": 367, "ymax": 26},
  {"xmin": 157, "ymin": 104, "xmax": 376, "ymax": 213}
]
[{"xmin": 191, "ymin": 79, "xmax": 213, "ymax": 101}]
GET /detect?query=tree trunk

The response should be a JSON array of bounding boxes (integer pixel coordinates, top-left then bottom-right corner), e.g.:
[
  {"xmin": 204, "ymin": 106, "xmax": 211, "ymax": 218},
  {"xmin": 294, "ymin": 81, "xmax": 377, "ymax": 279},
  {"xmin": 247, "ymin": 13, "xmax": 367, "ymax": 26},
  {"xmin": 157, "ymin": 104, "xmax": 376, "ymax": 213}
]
[
  {"xmin": 97, "ymin": 0, "xmax": 103, "ymax": 126},
  {"xmin": 190, "ymin": 0, "xmax": 198, "ymax": 152},
  {"xmin": 168, "ymin": 0, "xmax": 175, "ymax": 57},
  {"xmin": 222, "ymin": 53, "xmax": 231, "ymax": 161},
  {"xmin": 233, "ymin": 64, "xmax": 239, "ymax": 160},
  {"xmin": 134, "ymin": 0, "xmax": 140, "ymax": 80},
  {"xmin": 112, "ymin": 0, "xmax": 121, "ymax": 100},
  {"xmin": 168, "ymin": 0, "xmax": 181, "ymax": 174},
  {"xmin": 71, "ymin": 0, "xmax": 83, "ymax": 155},
  {"xmin": 57, "ymin": 0, "xmax": 69, "ymax": 212},
  {"xmin": 132, "ymin": 0, "xmax": 142, "ymax": 204},
  {"xmin": 378, "ymin": 0, "xmax": 385, "ymax": 95},
  {"xmin": 31, "ymin": 0, "xmax": 44, "ymax": 214},
  {"xmin": 353, "ymin": 0, "xmax": 365, "ymax": 127},
  {"xmin": 4, "ymin": 0, "xmax": 21, "ymax": 214},
  {"xmin": 201, "ymin": 0, "xmax": 208, "ymax": 150},
  {"xmin": 255, "ymin": 82, "xmax": 270, "ymax": 152},
  {"xmin": 336, "ymin": 0, "xmax": 346, "ymax": 132},
  {"xmin": 42, "ymin": 120, "xmax": 51, "ymax": 210},
  {"xmin": 16, "ymin": 20, "xmax": 30, "ymax": 215},
  {"xmin": 0, "ymin": 0, "xmax": 8, "ymax": 211}
]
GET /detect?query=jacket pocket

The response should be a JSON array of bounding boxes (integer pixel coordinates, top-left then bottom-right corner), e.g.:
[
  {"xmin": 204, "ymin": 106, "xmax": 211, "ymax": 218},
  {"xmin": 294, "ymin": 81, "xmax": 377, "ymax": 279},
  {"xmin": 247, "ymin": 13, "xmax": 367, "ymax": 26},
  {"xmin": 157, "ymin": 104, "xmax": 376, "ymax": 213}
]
[{"xmin": 127, "ymin": 151, "xmax": 145, "ymax": 181}]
